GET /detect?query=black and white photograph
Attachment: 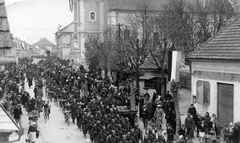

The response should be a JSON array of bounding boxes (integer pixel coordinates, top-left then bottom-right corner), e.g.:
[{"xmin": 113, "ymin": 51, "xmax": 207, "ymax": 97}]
[{"xmin": 0, "ymin": 0, "xmax": 240, "ymax": 143}]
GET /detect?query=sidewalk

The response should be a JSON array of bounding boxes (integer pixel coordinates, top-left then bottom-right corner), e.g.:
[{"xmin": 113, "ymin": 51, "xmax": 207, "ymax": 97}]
[{"xmin": 10, "ymin": 80, "xmax": 47, "ymax": 143}]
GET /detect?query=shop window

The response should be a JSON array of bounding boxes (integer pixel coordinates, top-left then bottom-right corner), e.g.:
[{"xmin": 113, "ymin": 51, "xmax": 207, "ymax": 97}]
[{"xmin": 196, "ymin": 80, "xmax": 210, "ymax": 105}]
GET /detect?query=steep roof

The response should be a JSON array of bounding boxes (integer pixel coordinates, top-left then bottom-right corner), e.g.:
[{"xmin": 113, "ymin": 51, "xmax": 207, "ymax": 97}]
[
  {"xmin": 0, "ymin": 2, "xmax": 12, "ymax": 49},
  {"xmin": 188, "ymin": 16, "xmax": 240, "ymax": 61},
  {"xmin": 140, "ymin": 56, "xmax": 159, "ymax": 70},
  {"xmin": 57, "ymin": 22, "xmax": 74, "ymax": 34},
  {"xmin": 106, "ymin": 0, "xmax": 168, "ymax": 11},
  {"xmin": 38, "ymin": 46, "xmax": 48, "ymax": 51},
  {"xmin": 34, "ymin": 38, "xmax": 55, "ymax": 47},
  {"xmin": 56, "ymin": 22, "xmax": 74, "ymax": 39}
]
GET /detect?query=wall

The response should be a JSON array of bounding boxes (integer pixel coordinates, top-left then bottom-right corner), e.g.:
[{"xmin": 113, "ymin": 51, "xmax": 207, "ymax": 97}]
[
  {"xmin": 62, "ymin": 47, "xmax": 71, "ymax": 59},
  {"xmin": 84, "ymin": 1, "xmax": 100, "ymax": 31},
  {"xmin": 45, "ymin": 46, "xmax": 52, "ymax": 52},
  {"xmin": 191, "ymin": 60, "xmax": 240, "ymax": 122},
  {"xmin": 107, "ymin": 10, "xmax": 131, "ymax": 26},
  {"xmin": 0, "ymin": 48, "xmax": 16, "ymax": 71}
]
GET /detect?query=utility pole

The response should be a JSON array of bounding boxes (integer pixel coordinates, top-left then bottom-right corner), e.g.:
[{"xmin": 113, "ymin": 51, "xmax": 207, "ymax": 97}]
[
  {"xmin": 116, "ymin": 23, "xmax": 124, "ymax": 82},
  {"xmin": 116, "ymin": 23, "xmax": 123, "ymax": 48}
]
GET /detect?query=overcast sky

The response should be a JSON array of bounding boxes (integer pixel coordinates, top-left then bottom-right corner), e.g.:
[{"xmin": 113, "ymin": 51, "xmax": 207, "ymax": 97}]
[{"xmin": 6, "ymin": 0, "xmax": 73, "ymax": 44}]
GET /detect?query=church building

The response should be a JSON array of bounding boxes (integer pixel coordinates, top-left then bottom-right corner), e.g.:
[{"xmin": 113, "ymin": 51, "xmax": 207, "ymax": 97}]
[{"xmin": 69, "ymin": 0, "xmax": 166, "ymax": 68}]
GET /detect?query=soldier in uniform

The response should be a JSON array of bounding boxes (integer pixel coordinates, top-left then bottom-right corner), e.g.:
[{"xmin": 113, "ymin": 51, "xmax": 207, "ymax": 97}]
[
  {"xmin": 93, "ymin": 120, "xmax": 101, "ymax": 143},
  {"xmin": 106, "ymin": 130, "xmax": 117, "ymax": 143},
  {"xmin": 81, "ymin": 112, "xmax": 88, "ymax": 138},
  {"xmin": 99, "ymin": 125, "xmax": 108, "ymax": 143}
]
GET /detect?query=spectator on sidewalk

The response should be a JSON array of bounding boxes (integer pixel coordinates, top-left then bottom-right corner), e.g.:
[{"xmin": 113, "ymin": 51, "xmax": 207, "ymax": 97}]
[
  {"xmin": 199, "ymin": 120, "xmax": 207, "ymax": 143},
  {"xmin": 211, "ymin": 113, "xmax": 220, "ymax": 138},
  {"xmin": 154, "ymin": 104, "xmax": 164, "ymax": 130},
  {"xmin": 178, "ymin": 124, "xmax": 186, "ymax": 142},
  {"xmin": 185, "ymin": 113, "xmax": 194, "ymax": 139},
  {"xmin": 167, "ymin": 123, "xmax": 175, "ymax": 142},
  {"xmin": 222, "ymin": 123, "xmax": 231, "ymax": 143},
  {"xmin": 13, "ymin": 104, "xmax": 22, "ymax": 128},
  {"xmin": 231, "ymin": 123, "xmax": 240, "ymax": 143},
  {"xmin": 204, "ymin": 112, "xmax": 211, "ymax": 134}
]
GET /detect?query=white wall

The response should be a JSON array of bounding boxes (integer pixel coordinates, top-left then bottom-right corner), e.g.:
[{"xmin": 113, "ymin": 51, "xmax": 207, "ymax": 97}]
[
  {"xmin": 191, "ymin": 60, "xmax": 240, "ymax": 122},
  {"xmin": 62, "ymin": 47, "xmax": 71, "ymax": 59}
]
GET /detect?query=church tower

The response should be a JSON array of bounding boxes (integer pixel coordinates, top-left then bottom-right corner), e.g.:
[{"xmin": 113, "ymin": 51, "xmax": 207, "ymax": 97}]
[{"xmin": 72, "ymin": 0, "xmax": 106, "ymax": 69}]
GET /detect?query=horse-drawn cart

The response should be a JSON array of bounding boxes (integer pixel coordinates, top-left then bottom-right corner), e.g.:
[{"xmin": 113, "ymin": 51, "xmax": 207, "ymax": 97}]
[{"xmin": 117, "ymin": 106, "xmax": 138, "ymax": 127}]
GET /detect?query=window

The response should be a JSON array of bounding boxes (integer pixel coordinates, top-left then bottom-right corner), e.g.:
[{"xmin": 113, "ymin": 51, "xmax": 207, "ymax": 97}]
[
  {"xmin": 89, "ymin": 11, "xmax": 96, "ymax": 22},
  {"xmin": 144, "ymin": 79, "xmax": 154, "ymax": 89},
  {"xmin": 196, "ymin": 80, "xmax": 210, "ymax": 105}
]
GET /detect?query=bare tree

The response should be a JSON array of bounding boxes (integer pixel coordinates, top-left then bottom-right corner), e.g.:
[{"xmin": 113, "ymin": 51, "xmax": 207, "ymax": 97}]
[
  {"xmin": 121, "ymin": 0, "xmax": 156, "ymax": 90},
  {"xmin": 85, "ymin": 27, "xmax": 116, "ymax": 78}
]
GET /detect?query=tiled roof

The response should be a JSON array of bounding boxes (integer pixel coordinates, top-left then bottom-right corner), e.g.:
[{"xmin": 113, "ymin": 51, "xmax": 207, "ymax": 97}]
[
  {"xmin": 57, "ymin": 22, "xmax": 74, "ymax": 34},
  {"xmin": 0, "ymin": 104, "xmax": 20, "ymax": 132},
  {"xmin": 38, "ymin": 46, "xmax": 48, "ymax": 51},
  {"xmin": 106, "ymin": 0, "xmax": 168, "ymax": 11},
  {"xmin": 0, "ymin": 2, "xmax": 12, "ymax": 49},
  {"xmin": 34, "ymin": 38, "xmax": 55, "ymax": 47},
  {"xmin": 140, "ymin": 56, "xmax": 160, "ymax": 70},
  {"xmin": 188, "ymin": 16, "xmax": 240, "ymax": 61}
]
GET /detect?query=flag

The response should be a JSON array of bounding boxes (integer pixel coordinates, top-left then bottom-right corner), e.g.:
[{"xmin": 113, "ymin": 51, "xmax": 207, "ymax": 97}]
[
  {"xmin": 169, "ymin": 51, "xmax": 182, "ymax": 82},
  {"xmin": 69, "ymin": 0, "xmax": 73, "ymax": 12},
  {"xmin": 168, "ymin": 51, "xmax": 172, "ymax": 81}
]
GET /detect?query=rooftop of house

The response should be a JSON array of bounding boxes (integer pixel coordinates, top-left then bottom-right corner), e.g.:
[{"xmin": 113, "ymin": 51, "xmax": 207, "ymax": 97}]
[
  {"xmin": 34, "ymin": 38, "xmax": 55, "ymax": 47},
  {"xmin": 106, "ymin": 0, "xmax": 206, "ymax": 11},
  {"xmin": 188, "ymin": 15, "xmax": 240, "ymax": 61},
  {"xmin": 140, "ymin": 56, "xmax": 160, "ymax": 70},
  {"xmin": 0, "ymin": 2, "xmax": 12, "ymax": 49},
  {"xmin": 106, "ymin": 0, "xmax": 168, "ymax": 11}
]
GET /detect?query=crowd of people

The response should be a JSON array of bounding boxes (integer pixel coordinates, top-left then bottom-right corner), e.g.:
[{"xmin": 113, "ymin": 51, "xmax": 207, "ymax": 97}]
[{"xmin": 1, "ymin": 56, "xmax": 240, "ymax": 143}]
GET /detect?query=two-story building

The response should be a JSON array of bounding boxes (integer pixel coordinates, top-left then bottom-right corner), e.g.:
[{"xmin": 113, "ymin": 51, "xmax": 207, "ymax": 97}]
[
  {"xmin": 55, "ymin": 22, "xmax": 74, "ymax": 60},
  {"xmin": 34, "ymin": 38, "xmax": 56, "ymax": 55}
]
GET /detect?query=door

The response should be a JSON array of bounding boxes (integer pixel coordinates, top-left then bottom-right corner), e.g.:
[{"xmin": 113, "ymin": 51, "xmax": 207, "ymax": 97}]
[{"xmin": 218, "ymin": 83, "xmax": 234, "ymax": 125}]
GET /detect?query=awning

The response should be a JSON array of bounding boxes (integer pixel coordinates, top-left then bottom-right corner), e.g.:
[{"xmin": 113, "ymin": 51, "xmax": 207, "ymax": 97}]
[
  {"xmin": 139, "ymin": 75, "xmax": 155, "ymax": 80},
  {"xmin": 0, "ymin": 57, "xmax": 17, "ymax": 65},
  {"xmin": 0, "ymin": 104, "xmax": 20, "ymax": 132}
]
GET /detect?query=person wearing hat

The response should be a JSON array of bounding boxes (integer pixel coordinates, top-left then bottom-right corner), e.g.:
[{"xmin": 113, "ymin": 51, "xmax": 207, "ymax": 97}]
[
  {"xmin": 106, "ymin": 130, "xmax": 117, "ymax": 143},
  {"xmin": 27, "ymin": 122, "xmax": 39, "ymax": 143},
  {"xmin": 231, "ymin": 123, "xmax": 240, "ymax": 143},
  {"xmin": 154, "ymin": 104, "xmax": 164, "ymax": 130}
]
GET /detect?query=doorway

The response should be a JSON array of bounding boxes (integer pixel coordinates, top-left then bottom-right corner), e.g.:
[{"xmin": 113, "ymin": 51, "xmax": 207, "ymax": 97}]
[{"xmin": 217, "ymin": 83, "xmax": 234, "ymax": 125}]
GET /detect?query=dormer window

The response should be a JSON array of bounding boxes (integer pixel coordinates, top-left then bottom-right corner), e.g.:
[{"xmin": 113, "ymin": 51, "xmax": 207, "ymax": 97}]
[{"xmin": 89, "ymin": 11, "xmax": 96, "ymax": 22}]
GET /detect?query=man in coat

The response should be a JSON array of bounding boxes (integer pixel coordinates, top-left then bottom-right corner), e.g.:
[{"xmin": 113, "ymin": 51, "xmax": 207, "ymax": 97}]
[
  {"xmin": 13, "ymin": 104, "xmax": 23, "ymax": 128},
  {"xmin": 185, "ymin": 113, "xmax": 194, "ymax": 139}
]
